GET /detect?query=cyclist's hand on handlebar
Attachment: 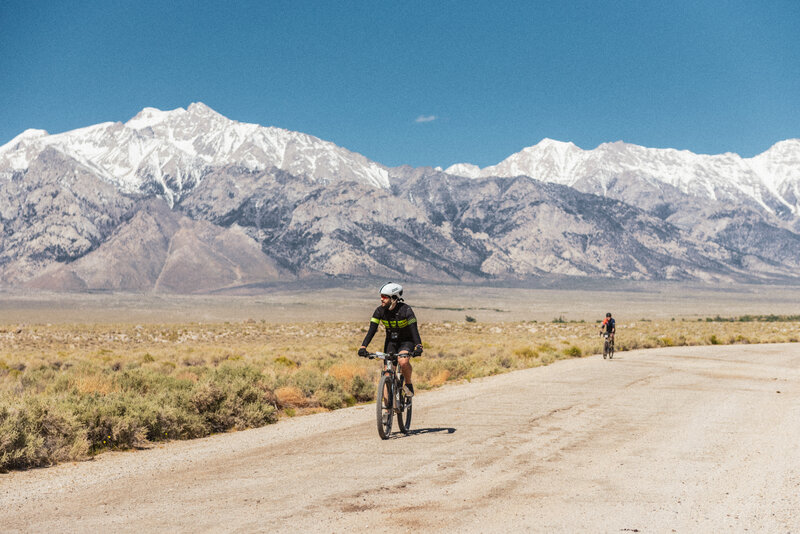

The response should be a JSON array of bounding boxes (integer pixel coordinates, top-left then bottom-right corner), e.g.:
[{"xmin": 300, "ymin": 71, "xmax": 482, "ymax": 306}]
[
  {"xmin": 358, "ymin": 347, "xmax": 368, "ymax": 357},
  {"xmin": 412, "ymin": 344, "xmax": 423, "ymax": 356}
]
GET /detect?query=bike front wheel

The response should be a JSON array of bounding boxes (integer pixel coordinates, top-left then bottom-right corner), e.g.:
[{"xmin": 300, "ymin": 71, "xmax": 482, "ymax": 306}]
[
  {"xmin": 396, "ymin": 376, "xmax": 412, "ymax": 434},
  {"xmin": 603, "ymin": 340, "xmax": 609, "ymax": 359},
  {"xmin": 377, "ymin": 373, "xmax": 393, "ymax": 439},
  {"xmin": 609, "ymin": 341, "xmax": 614, "ymax": 359}
]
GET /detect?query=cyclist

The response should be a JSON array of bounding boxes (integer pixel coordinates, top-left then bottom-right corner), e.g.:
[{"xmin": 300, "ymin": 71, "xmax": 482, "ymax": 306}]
[
  {"xmin": 358, "ymin": 282, "xmax": 423, "ymax": 397},
  {"xmin": 600, "ymin": 312, "xmax": 616, "ymax": 339}
]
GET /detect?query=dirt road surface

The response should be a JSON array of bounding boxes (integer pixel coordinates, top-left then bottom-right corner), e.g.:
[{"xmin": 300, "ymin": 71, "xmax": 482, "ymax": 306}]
[{"xmin": 2, "ymin": 343, "xmax": 799, "ymax": 532}]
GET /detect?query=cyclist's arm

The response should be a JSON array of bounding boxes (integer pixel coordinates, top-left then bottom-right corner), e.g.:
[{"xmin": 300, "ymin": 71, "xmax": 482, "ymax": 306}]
[
  {"xmin": 406, "ymin": 309, "xmax": 422, "ymax": 347},
  {"xmin": 409, "ymin": 321, "xmax": 422, "ymax": 347},
  {"xmin": 361, "ymin": 317, "xmax": 379, "ymax": 348}
]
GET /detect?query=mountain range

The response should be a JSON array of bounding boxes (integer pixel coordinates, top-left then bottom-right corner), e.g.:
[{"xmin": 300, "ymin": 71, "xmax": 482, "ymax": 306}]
[
  {"xmin": 445, "ymin": 138, "xmax": 800, "ymax": 225},
  {"xmin": 1, "ymin": 103, "xmax": 798, "ymax": 293}
]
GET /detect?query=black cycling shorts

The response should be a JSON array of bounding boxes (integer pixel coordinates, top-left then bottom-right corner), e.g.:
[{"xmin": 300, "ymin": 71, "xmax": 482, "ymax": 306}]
[{"xmin": 385, "ymin": 340, "xmax": 415, "ymax": 355}]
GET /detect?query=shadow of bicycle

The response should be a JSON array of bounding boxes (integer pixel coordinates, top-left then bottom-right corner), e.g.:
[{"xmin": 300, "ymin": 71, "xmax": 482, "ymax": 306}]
[{"xmin": 389, "ymin": 427, "xmax": 456, "ymax": 439}]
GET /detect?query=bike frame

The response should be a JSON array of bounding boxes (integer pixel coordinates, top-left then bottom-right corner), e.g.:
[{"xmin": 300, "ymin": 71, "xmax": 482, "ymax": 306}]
[
  {"xmin": 371, "ymin": 352, "xmax": 404, "ymax": 407},
  {"xmin": 363, "ymin": 351, "xmax": 418, "ymax": 438},
  {"xmin": 602, "ymin": 332, "xmax": 615, "ymax": 358}
]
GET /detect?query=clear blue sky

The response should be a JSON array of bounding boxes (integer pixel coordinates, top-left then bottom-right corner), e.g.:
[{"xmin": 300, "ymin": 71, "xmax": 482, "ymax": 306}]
[{"xmin": 1, "ymin": 0, "xmax": 798, "ymax": 167}]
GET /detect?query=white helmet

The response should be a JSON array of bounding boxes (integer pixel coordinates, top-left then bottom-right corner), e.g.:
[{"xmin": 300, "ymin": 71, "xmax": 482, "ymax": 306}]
[{"xmin": 379, "ymin": 282, "xmax": 403, "ymax": 299}]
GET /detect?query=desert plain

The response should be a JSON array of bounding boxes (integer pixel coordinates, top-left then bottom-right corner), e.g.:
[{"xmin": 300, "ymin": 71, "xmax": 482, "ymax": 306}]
[
  {"xmin": 2, "ymin": 280, "xmax": 800, "ymax": 324},
  {"xmin": 1, "ymin": 281, "xmax": 799, "ymax": 532}
]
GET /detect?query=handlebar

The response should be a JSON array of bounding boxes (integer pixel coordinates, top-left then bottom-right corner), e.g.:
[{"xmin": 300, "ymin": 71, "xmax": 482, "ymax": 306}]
[{"xmin": 361, "ymin": 352, "xmax": 420, "ymax": 361}]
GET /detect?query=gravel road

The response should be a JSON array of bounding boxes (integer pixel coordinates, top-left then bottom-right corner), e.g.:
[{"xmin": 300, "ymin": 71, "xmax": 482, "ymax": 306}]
[{"xmin": 2, "ymin": 343, "xmax": 799, "ymax": 532}]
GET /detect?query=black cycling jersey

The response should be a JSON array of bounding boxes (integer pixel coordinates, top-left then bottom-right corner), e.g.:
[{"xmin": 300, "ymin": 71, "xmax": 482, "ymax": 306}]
[
  {"xmin": 602, "ymin": 317, "xmax": 616, "ymax": 333},
  {"xmin": 361, "ymin": 301, "xmax": 422, "ymax": 350}
]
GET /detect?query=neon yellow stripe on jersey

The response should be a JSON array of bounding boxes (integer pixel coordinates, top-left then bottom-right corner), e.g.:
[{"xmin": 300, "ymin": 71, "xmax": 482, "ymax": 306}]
[
  {"xmin": 380, "ymin": 319, "xmax": 412, "ymax": 328},
  {"xmin": 371, "ymin": 317, "xmax": 380, "ymax": 324}
]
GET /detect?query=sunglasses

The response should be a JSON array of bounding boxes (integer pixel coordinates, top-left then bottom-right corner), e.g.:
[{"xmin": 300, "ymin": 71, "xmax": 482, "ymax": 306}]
[{"xmin": 380, "ymin": 294, "xmax": 392, "ymax": 299}]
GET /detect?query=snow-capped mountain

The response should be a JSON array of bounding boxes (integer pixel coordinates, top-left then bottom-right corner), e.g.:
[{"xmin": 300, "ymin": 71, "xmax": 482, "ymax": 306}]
[
  {"xmin": 445, "ymin": 138, "xmax": 800, "ymax": 221},
  {"xmin": 0, "ymin": 103, "xmax": 389, "ymax": 205},
  {"xmin": 2, "ymin": 104, "xmax": 800, "ymax": 291}
]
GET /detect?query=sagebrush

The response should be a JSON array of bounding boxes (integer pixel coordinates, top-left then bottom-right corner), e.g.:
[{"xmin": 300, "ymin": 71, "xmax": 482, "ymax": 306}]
[{"xmin": 2, "ymin": 317, "xmax": 798, "ymax": 471}]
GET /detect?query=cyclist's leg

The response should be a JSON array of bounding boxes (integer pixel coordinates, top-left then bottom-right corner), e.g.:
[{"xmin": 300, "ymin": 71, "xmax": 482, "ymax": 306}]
[
  {"xmin": 397, "ymin": 341, "xmax": 415, "ymax": 394},
  {"xmin": 384, "ymin": 341, "xmax": 401, "ymax": 404}
]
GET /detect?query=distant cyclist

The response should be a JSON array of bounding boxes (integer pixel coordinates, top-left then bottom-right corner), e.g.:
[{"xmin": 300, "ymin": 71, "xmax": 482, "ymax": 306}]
[
  {"xmin": 358, "ymin": 282, "xmax": 423, "ymax": 397},
  {"xmin": 600, "ymin": 312, "xmax": 616, "ymax": 339}
]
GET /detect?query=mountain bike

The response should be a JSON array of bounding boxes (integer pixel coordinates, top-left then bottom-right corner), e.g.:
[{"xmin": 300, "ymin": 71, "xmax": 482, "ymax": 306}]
[
  {"xmin": 602, "ymin": 333, "xmax": 614, "ymax": 359},
  {"xmin": 361, "ymin": 352, "xmax": 417, "ymax": 439}
]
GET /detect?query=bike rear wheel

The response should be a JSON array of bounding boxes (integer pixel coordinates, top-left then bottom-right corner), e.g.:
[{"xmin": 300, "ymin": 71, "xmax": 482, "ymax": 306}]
[
  {"xmin": 377, "ymin": 373, "xmax": 393, "ymax": 439},
  {"xmin": 396, "ymin": 376, "xmax": 412, "ymax": 434}
]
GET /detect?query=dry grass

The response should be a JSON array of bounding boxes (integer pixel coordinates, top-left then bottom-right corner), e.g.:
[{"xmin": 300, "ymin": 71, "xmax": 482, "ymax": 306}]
[
  {"xmin": 327, "ymin": 363, "xmax": 368, "ymax": 383},
  {"xmin": 74, "ymin": 374, "xmax": 116, "ymax": 395},
  {"xmin": 274, "ymin": 386, "xmax": 309, "ymax": 408},
  {"xmin": 428, "ymin": 370, "xmax": 451, "ymax": 387},
  {"xmin": 1, "ymin": 316, "xmax": 799, "ymax": 471}
]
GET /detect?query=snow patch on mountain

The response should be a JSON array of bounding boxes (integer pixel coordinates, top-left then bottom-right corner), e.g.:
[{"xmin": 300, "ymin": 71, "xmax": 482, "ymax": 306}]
[
  {"xmin": 2, "ymin": 107, "xmax": 797, "ymax": 221},
  {"xmin": 445, "ymin": 138, "xmax": 800, "ymax": 218},
  {"xmin": 0, "ymin": 103, "xmax": 390, "ymax": 204},
  {"xmin": 0, "ymin": 128, "xmax": 49, "ymax": 151},
  {"xmin": 444, "ymin": 163, "xmax": 481, "ymax": 178}
]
